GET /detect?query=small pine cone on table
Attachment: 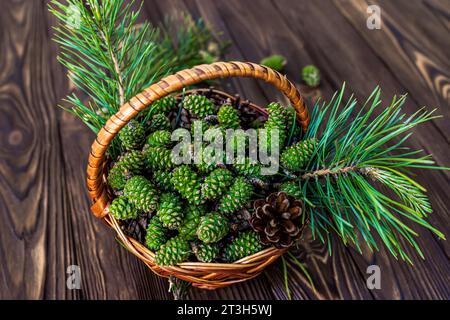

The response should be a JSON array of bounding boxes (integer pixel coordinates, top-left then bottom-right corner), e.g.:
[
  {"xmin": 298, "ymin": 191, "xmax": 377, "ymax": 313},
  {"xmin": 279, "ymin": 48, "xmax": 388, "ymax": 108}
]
[
  {"xmin": 250, "ymin": 192, "xmax": 306, "ymax": 248},
  {"xmin": 260, "ymin": 54, "xmax": 287, "ymax": 72},
  {"xmin": 302, "ymin": 65, "xmax": 321, "ymax": 87}
]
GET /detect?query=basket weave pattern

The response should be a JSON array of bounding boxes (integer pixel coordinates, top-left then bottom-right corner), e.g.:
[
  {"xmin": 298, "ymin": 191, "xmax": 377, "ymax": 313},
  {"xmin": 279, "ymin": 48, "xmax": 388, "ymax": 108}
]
[{"xmin": 86, "ymin": 61, "xmax": 309, "ymax": 289}]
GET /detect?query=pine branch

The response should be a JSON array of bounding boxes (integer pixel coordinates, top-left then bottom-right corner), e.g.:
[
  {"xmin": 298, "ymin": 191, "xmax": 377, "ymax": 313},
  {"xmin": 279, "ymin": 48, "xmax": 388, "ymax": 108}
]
[
  {"xmin": 49, "ymin": 0, "xmax": 225, "ymax": 156},
  {"xmin": 292, "ymin": 84, "xmax": 447, "ymax": 263}
]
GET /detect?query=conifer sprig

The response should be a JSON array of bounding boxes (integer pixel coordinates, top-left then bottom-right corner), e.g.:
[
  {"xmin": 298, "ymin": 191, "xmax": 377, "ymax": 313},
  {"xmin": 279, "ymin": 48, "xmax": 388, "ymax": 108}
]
[
  {"xmin": 294, "ymin": 85, "xmax": 446, "ymax": 262},
  {"xmin": 49, "ymin": 0, "xmax": 223, "ymax": 155}
]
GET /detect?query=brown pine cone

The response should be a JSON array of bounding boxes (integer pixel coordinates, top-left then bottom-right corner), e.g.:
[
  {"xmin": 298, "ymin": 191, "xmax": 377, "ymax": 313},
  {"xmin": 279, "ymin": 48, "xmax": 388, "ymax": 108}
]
[{"xmin": 250, "ymin": 192, "xmax": 305, "ymax": 248}]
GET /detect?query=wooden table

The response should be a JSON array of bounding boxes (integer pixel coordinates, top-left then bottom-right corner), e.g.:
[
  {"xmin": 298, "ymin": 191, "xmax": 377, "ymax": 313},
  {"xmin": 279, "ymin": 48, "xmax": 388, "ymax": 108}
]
[{"xmin": 0, "ymin": 0, "xmax": 449, "ymax": 300}]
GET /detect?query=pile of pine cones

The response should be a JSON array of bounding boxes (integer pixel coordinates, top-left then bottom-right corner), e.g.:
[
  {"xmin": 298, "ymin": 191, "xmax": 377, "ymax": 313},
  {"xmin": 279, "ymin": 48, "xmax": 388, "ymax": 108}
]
[{"xmin": 107, "ymin": 92, "xmax": 313, "ymax": 266}]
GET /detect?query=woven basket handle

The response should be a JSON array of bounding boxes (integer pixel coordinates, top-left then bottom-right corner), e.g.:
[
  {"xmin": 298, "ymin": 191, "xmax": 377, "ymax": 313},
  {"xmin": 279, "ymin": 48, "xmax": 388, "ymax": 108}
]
[{"xmin": 87, "ymin": 61, "xmax": 309, "ymax": 218}]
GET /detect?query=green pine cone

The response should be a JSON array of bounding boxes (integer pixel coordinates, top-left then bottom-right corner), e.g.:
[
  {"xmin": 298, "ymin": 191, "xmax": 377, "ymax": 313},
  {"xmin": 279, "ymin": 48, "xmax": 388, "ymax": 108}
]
[
  {"xmin": 143, "ymin": 146, "xmax": 174, "ymax": 171},
  {"xmin": 195, "ymin": 157, "xmax": 216, "ymax": 174},
  {"xmin": 197, "ymin": 212, "xmax": 229, "ymax": 243},
  {"xmin": 262, "ymin": 102, "xmax": 289, "ymax": 148},
  {"xmin": 123, "ymin": 176, "xmax": 159, "ymax": 213},
  {"xmin": 148, "ymin": 114, "xmax": 171, "ymax": 133},
  {"xmin": 145, "ymin": 216, "xmax": 168, "ymax": 251},
  {"xmin": 280, "ymin": 181, "xmax": 303, "ymax": 199},
  {"xmin": 224, "ymin": 231, "xmax": 263, "ymax": 262},
  {"xmin": 108, "ymin": 196, "xmax": 139, "ymax": 220},
  {"xmin": 218, "ymin": 104, "xmax": 240, "ymax": 129},
  {"xmin": 233, "ymin": 156, "xmax": 265, "ymax": 181},
  {"xmin": 147, "ymin": 130, "xmax": 172, "ymax": 147},
  {"xmin": 178, "ymin": 205, "xmax": 205, "ymax": 239},
  {"xmin": 260, "ymin": 54, "xmax": 287, "ymax": 72},
  {"xmin": 280, "ymin": 138, "xmax": 317, "ymax": 172},
  {"xmin": 201, "ymin": 168, "xmax": 234, "ymax": 201},
  {"xmin": 267, "ymin": 102, "xmax": 289, "ymax": 129},
  {"xmin": 190, "ymin": 119, "xmax": 210, "ymax": 136},
  {"xmin": 224, "ymin": 130, "xmax": 251, "ymax": 156},
  {"xmin": 302, "ymin": 64, "xmax": 320, "ymax": 87},
  {"xmin": 149, "ymin": 96, "xmax": 176, "ymax": 115},
  {"xmin": 157, "ymin": 193, "xmax": 184, "ymax": 230},
  {"xmin": 259, "ymin": 126, "xmax": 285, "ymax": 152},
  {"xmin": 194, "ymin": 143, "xmax": 224, "ymax": 173},
  {"xmin": 107, "ymin": 164, "xmax": 131, "ymax": 190},
  {"xmin": 153, "ymin": 170, "xmax": 175, "ymax": 192},
  {"xmin": 155, "ymin": 236, "xmax": 191, "ymax": 266},
  {"xmin": 117, "ymin": 150, "xmax": 145, "ymax": 174},
  {"xmin": 119, "ymin": 120, "xmax": 146, "ymax": 150},
  {"xmin": 218, "ymin": 176, "xmax": 254, "ymax": 215},
  {"xmin": 183, "ymin": 94, "xmax": 216, "ymax": 118},
  {"xmin": 171, "ymin": 165, "xmax": 202, "ymax": 205},
  {"xmin": 193, "ymin": 242, "xmax": 220, "ymax": 263}
]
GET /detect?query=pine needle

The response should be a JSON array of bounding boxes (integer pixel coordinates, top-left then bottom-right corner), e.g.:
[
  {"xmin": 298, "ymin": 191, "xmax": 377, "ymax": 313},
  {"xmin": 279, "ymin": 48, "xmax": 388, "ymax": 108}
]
[{"xmin": 281, "ymin": 256, "xmax": 292, "ymax": 300}]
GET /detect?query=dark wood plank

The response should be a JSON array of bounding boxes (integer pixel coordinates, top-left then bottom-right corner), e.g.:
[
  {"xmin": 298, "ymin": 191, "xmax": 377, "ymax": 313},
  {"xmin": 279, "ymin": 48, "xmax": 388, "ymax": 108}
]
[
  {"xmin": 425, "ymin": 0, "xmax": 450, "ymax": 32},
  {"xmin": 0, "ymin": 0, "xmax": 75, "ymax": 299},
  {"xmin": 334, "ymin": 0, "xmax": 450, "ymax": 141},
  {"xmin": 0, "ymin": 0, "xmax": 172, "ymax": 300}
]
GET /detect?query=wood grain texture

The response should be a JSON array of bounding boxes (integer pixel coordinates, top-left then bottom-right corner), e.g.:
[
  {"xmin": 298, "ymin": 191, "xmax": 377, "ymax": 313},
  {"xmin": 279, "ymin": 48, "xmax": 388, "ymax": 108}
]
[{"xmin": 0, "ymin": 0, "xmax": 448, "ymax": 300}]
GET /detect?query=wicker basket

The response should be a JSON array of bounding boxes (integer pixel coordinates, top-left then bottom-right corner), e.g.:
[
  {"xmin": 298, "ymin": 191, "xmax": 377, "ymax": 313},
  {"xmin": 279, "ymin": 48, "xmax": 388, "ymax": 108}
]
[{"xmin": 86, "ymin": 61, "xmax": 310, "ymax": 289}]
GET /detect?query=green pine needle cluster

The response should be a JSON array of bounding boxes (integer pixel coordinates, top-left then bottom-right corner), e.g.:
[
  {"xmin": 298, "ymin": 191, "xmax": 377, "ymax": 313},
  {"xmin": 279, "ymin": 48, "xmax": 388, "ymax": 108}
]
[
  {"xmin": 296, "ymin": 84, "xmax": 446, "ymax": 263},
  {"xmin": 49, "ymin": 0, "xmax": 225, "ymax": 156}
]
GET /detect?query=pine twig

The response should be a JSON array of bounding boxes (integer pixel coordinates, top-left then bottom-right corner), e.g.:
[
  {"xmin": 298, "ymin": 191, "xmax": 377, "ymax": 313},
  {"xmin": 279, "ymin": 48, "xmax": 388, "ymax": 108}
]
[
  {"xmin": 49, "ymin": 0, "xmax": 226, "ymax": 156},
  {"xmin": 294, "ymin": 84, "xmax": 447, "ymax": 262}
]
